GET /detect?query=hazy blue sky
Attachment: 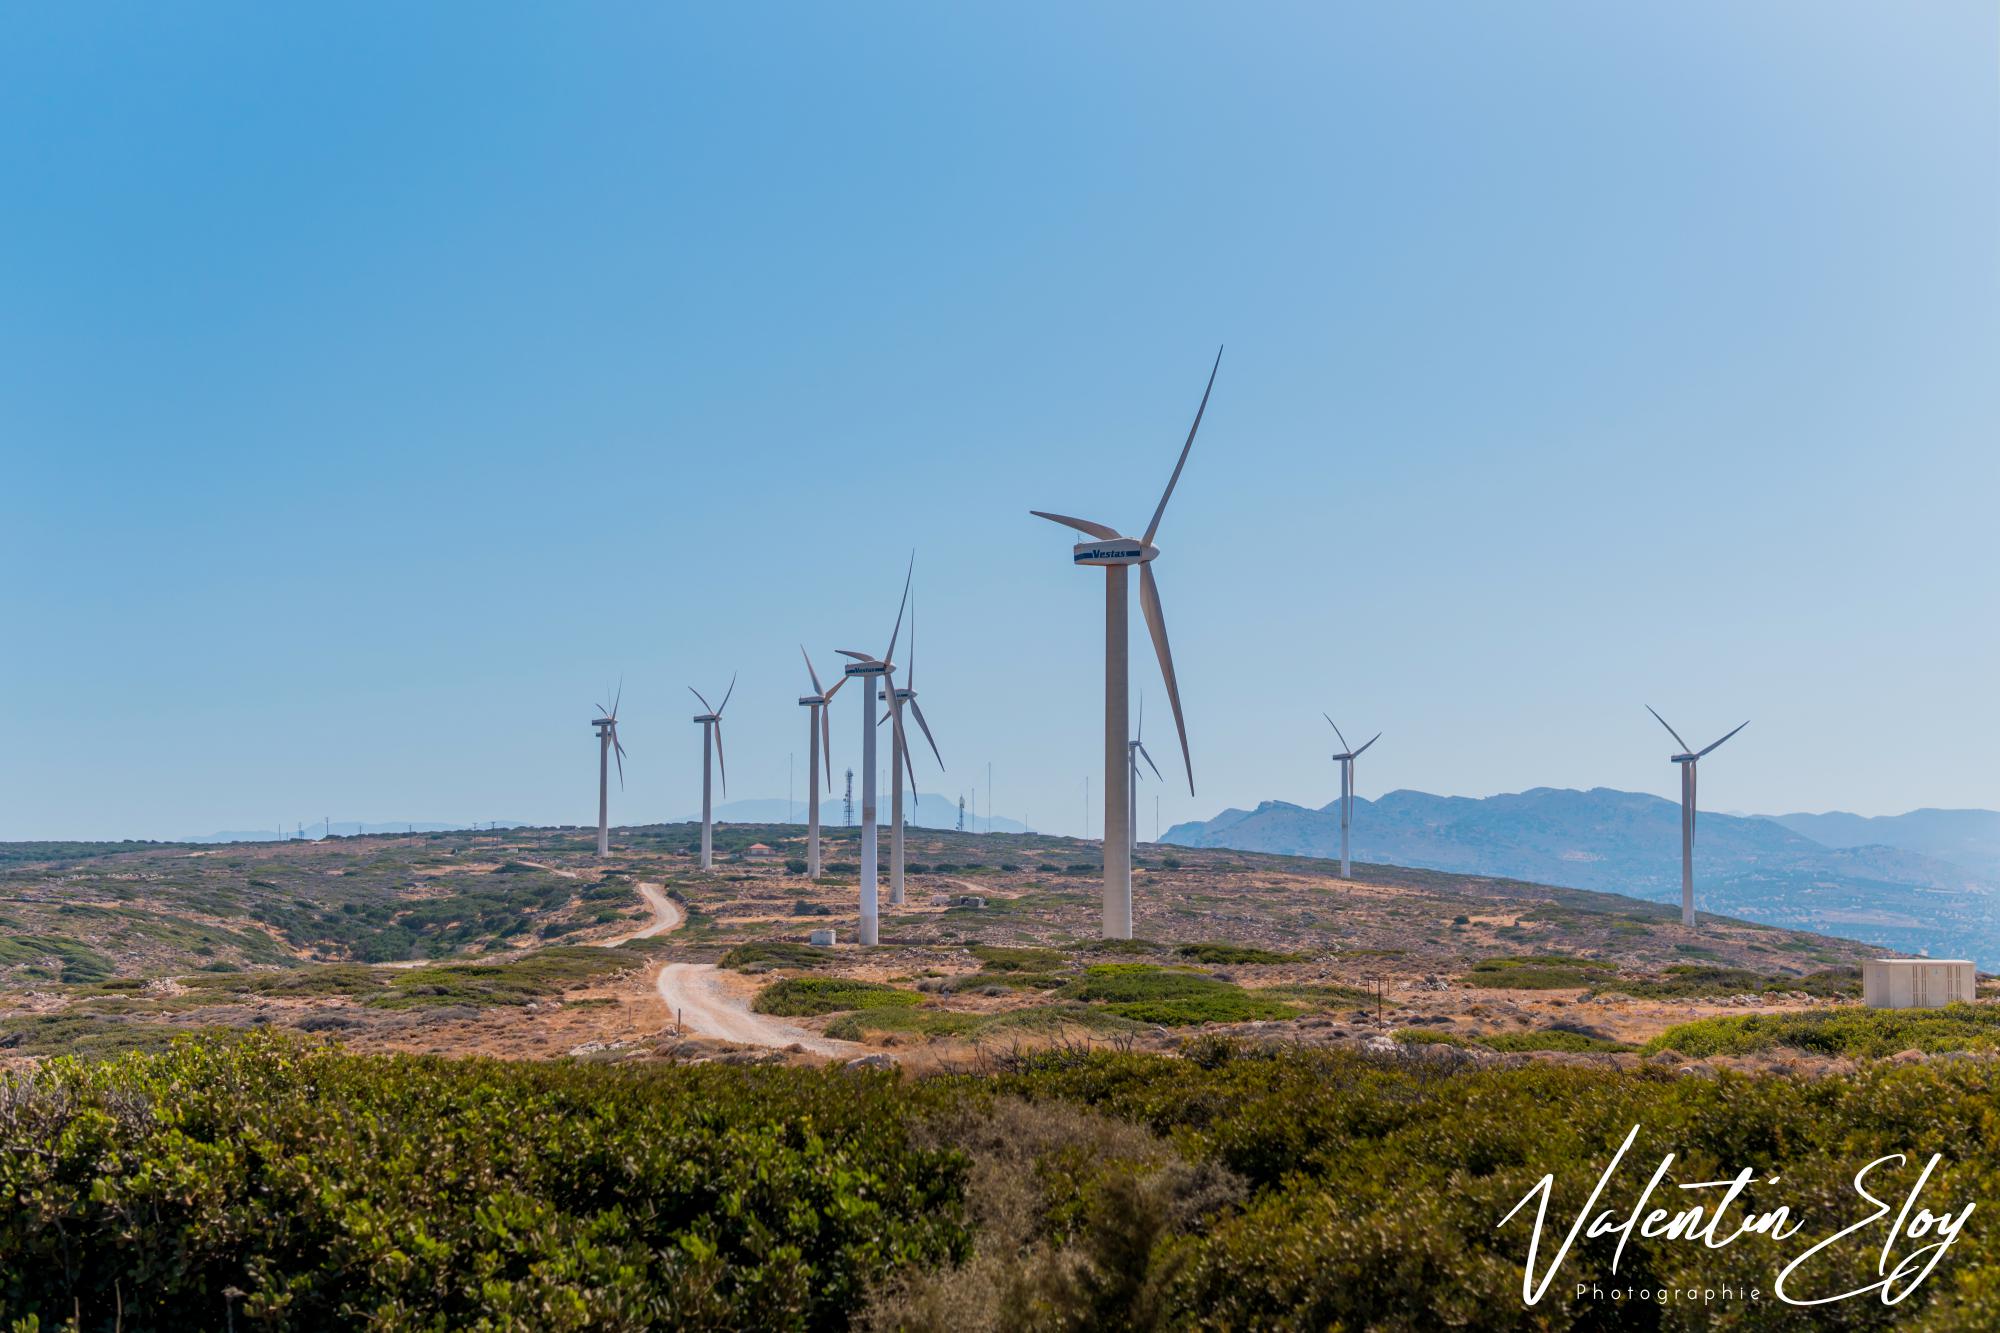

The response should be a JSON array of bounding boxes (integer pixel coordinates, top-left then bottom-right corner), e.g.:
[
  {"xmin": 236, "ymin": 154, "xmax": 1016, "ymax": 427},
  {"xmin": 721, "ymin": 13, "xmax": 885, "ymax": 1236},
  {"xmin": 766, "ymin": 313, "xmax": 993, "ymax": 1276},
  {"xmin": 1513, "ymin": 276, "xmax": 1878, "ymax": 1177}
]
[{"xmin": 3, "ymin": 3, "xmax": 1995, "ymax": 842}]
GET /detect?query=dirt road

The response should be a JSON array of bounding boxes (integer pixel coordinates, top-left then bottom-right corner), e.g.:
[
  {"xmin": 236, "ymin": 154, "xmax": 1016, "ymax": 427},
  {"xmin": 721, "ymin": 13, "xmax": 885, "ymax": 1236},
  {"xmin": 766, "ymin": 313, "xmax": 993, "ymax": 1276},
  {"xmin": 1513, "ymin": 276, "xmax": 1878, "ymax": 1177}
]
[
  {"xmin": 654, "ymin": 962, "xmax": 864, "ymax": 1058},
  {"xmin": 599, "ymin": 882, "xmax": 683, "ymax": 946}
]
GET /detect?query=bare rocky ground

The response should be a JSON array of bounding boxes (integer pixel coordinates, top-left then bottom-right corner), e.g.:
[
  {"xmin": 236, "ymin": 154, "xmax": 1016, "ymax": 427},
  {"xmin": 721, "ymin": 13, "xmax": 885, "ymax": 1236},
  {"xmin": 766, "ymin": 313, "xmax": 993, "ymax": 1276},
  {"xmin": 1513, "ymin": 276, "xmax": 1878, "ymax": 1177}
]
[{"xmin": 0, "ymin": 823, "xmax": 1903, "ymax": 1072}]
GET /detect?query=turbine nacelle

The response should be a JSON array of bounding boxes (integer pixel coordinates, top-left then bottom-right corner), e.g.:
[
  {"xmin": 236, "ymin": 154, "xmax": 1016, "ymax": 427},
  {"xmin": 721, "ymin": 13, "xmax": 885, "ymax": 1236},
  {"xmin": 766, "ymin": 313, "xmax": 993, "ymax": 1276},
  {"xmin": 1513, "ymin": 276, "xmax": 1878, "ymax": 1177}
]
[
  {"xmin": 692, "ymin": 713, "xmax": 720, "ymax": 724},
  {"xmin": 843, "ymin": 660, "xmax": 890, "ymax": 678},
  {"xmin": 799, "ymin": 695, "xmax": 826, "ymax": 707},
  {"xmin": 1071, "ymin": 537, "xmax": 1159, "ymax": 566}
]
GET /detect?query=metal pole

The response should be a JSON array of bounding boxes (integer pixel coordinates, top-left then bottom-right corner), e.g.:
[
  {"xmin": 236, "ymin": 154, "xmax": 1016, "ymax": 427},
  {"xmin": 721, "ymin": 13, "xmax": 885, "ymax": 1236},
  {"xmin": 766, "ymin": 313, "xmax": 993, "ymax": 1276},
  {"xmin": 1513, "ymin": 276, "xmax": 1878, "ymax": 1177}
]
[
  {"xmin": 1103, "ymin": 564, "xmax": 1132, "ymax": 939},
  {"xmin": 701, "ymin": 723, "xmax": 714, "ymax": 870},
  {"xmin": 860, "ymin": 676, "xmax": 880, "ymax": 944}
]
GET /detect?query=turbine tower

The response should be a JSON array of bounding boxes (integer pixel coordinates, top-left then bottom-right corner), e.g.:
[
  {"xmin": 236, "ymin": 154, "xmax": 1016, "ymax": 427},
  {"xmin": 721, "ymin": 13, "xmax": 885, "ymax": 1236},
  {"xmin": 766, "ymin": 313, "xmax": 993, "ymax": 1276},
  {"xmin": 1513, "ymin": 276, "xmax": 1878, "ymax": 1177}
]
[
  {"xmin": 1031, "ymin": 347, "xmax": 1218, "ymax": 938},
  {"xmin": 798, "ymin": 648, "xmax": 849, "ymax": 880},
  {"xmin": 1127, "ymin": 695, "xmax": 1162, "ymax": 865},
  {"xmin": 689, "ymin": 674, "xmax": 735, "ymax": 870},
  {"xmin": 1323, "ymin": 716, "xmax": 1379, "ymax": 878},
  {"xmin": 592, "ymin": 686, "xmax": 626, "ymax": 859},
  {"xmin": 881, "ymin": 597, "xmax": 944, "ymax": 905},
  {"xmin": 1647, "ymin": 707, "xmax": 1749, "ymax": 929},
  {"xmin": 837, "ymin": 555, "xmax": 916, "ymax": 946}
]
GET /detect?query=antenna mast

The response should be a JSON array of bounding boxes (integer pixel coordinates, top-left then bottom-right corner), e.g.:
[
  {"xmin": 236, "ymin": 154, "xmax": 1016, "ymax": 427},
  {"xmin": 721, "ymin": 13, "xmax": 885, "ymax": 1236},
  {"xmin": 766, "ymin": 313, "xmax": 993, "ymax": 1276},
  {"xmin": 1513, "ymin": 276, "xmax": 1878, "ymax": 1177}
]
[{"xmin": 844, "ymin": 769, "xmax": 854, "ymax": 827}]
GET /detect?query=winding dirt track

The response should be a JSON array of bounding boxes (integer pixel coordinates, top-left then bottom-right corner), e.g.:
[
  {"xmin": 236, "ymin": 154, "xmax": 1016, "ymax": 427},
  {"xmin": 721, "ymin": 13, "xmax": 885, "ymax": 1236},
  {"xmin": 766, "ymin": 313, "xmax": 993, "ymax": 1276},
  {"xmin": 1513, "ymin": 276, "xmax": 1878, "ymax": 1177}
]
[
  {"xmin": 654, "ymin": 963, "xmax": 863, "ymax": 1058},
  {"xmin": 592, "ymin": 875, "xmax": 862, "ymax": 1056},
  {"xmin": 598, "ymin": 882, "xmax": 683, "ymax": 946}
]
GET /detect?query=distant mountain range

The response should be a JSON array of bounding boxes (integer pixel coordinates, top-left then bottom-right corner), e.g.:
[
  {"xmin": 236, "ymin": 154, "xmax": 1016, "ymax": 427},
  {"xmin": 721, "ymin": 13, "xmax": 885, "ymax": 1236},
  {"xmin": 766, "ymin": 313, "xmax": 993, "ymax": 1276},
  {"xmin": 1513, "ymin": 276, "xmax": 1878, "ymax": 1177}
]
[
  {"xmin": 1769, "ymin": 808, "xmax": 2000, "ymax": 882},
  {"xmin": 183, "ymin": 821, "xmax": 529, "ymax": 843},
  {"xmin": 1165, "ymin": 788, "xmax": 2000, "ymax": 967},
  {"xmin": 676, "ymin": 796, "xmax": 1029, "ymax": 835}
]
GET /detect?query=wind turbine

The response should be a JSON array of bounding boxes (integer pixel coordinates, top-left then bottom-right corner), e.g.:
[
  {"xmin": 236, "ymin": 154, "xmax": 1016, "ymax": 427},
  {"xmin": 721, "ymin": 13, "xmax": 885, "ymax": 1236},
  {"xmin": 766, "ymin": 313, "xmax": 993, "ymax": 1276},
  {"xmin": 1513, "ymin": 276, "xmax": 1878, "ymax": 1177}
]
[
  {"xmin": 798, "ymin": 648, "xmax": 850, "ymax": 880},
  {"xmin": 689, "ymin": 674, "xmax": 736, "ymax": 870},
  {"xmin": 1647, "ymin": 707, "xmax": 1749, "ymax": 929},
  {"xmin": 880, "ymin": 597, "xmax": 944, "ymax": 905},
  {"xmin": 1127, "ymin": 695, "xmax": 1161, "ymax": 866},
  {"xmin": 837, "ymin": 555, "xmax": 916, "ymax": 946},
  {"xmin": 1032, "ymin": 347, "xmax": 1219, "ymax": 938},
  {"xmin": 591, "ymin": 685, "xmax": 626, "ymax": 859},
  {"xmin": 1323, "ymin": 716, "xmax": 1380, "ymax": 878}
]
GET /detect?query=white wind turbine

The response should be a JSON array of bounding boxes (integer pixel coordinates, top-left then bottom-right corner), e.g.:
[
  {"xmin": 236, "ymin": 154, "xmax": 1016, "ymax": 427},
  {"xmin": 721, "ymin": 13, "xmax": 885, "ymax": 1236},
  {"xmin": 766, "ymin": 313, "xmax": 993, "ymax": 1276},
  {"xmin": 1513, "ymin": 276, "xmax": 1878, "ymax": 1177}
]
[
  {"xmin": 880, "ymin": 597, "xmax": 944, "ymax": 905},
  {"xmin": 1647, "ymin": 706, "xmax": 1748, "ymax": 929},
  {"xmin": 798, "ymin": 648, "xmax": 850, "ymax": 880},
  {"xmin": 1127, "ymin": 695, "xmax": 1162, "ymax": 866},
  {"xmin": 591, "ymin": 685, "xmax": 626, "ymax": 859},
  {"xmin": 837, "ymin": 556, "xmax": 917, "ymax": 946},
  {"xmin": 1032, "ymin": 347, "xmax": 1219, "ymax": 938},
  {"xmin": 1323, "ymin": 715, "xmax": 1380, "ymax": 878},
  {"xmin": 689, "ymin": 674, "xmax": 736, "ymax": 871}
]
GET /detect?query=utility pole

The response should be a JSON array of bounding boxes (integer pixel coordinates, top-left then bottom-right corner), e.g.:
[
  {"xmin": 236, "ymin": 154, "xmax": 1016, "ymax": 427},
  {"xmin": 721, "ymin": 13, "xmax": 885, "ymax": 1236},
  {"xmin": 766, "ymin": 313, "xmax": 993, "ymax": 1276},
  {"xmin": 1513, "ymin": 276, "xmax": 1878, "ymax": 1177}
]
[
  {"xmin": 957, "ymin": 795, "xmax": 965, "ymax": 832},
  {"xmin": 788, "ymin": 753, "xmax": 794, "ymax": 824},
  {"xmin": 987, "ymin": 762, "xmax": 993, "ymax": 834},
  {"xmin": 1084, "ymin": 778, "xmax": 1090, "ymax": 840}
]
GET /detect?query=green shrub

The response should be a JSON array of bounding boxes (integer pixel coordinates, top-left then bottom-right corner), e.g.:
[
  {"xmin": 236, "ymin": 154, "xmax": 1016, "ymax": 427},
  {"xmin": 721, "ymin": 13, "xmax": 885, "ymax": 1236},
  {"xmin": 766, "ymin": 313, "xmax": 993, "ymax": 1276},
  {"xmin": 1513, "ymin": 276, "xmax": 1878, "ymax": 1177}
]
[
  {"xmin": 1459, "ymin": 955, "xmax": 1617, "ymax": 990},
  {"xmin": 968, "ymin": 944, "xmax": 1067, "ymax": 972},
  {"xmin": 720, "ymin": 941, "xmax": 829, "ymax": 970},
  {"xmin": 753, "ymin": 977, "xmax": 922, "ymax": 1017},
  {"xmin": 0, "ymin": 1034, "xmax": 966, "ymax": 1329},
  {"xmin": 1480, "ymin": 1029, "xmax": 1634, "ymax": 1053},
  {"xmin": 1644, "ymin": 1003, "xmax": 2000, "ymax": 1058},
  {"xmin": 1393, "ymin": 1027, "xmax": 1470, "ymax": 1047},
  {"xmin": 1057, "ymin": 964, "xmax": 1294, "ymax": 1026},
  {"xmin": 1174, "ymin": 942, "xmax": 1306, "ymax": 965}
]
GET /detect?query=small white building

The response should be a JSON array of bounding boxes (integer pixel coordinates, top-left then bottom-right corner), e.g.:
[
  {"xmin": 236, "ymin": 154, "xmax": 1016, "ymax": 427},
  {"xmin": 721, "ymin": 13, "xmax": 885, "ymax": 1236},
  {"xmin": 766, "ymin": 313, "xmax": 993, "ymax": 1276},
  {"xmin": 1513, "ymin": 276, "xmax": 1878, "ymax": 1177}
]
[
  {"xmin": 808, "ymin": 928, "xmax": 838, "ymax": 947},
  {"xmin": 1861, "ymin": 958, "xmax": 1977, "ymax": 1009}
]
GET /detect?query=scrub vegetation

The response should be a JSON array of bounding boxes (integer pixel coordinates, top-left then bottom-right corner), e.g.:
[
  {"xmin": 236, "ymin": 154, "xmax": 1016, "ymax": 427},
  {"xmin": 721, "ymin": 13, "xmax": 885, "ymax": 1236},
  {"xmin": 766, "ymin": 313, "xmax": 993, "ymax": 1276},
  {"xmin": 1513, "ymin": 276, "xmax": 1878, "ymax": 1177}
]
[
  {"xmin": 5, "ymin": 1035, "xmax": 1999, "ymax": 1331},
  {"xmin": 1646, "ymin": 1003, "xmax": 2000, "ymax": 1058}
]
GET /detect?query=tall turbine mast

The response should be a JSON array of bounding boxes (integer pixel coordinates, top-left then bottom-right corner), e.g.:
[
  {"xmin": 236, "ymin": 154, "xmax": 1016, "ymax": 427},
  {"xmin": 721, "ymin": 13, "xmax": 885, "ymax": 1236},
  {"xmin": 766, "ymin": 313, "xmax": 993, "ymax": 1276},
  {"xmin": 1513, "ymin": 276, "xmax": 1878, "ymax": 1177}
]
[
  {"xmin": 1322, "ymin": 715, "xmax": 1379, "ymax": 879},
  {"xmin": 1647, "ymin": 707, "xmax": 1749, "ymax": 929},
  {"xmin": 881, "ymin": 593, "xmax": 944, "ymax": 905},
  {"xmin": 799, "ymin": 647, "xmax": 848, "ymax": 880},
  {"xmin": 1031, "ymin": 347, "xmax": 1219, "ymax": 938},
  {"xmin": 690, "ymin": 674, "xmax": 736, "ymax": 870},
  {"xmin": 837, "ymin": 554, "xmax": 915, "ymax": 945},
  {"xmin": 592, "ymin": 683, "xmax": 625, "ymax": 858}
]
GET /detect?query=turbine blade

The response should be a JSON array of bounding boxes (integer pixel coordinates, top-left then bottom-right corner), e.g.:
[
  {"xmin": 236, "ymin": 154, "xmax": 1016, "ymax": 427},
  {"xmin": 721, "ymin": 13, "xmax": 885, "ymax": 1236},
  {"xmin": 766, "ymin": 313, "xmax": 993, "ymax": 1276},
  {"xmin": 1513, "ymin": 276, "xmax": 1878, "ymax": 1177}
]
[
  {"xmin": 1697, "ymin": 720, "xmax": 1749, "ymax": 758},
  {"xmin": 1646, "ymin": 705, "xmax": 1692, "ymax": 754},
  {"xmin": 909, "ymin": 697, "xmax": 944, "ymax": 769},
  {"xmin": 1352, "ymin": 732, "xmax": 1381, "ymax": 758},
  {"xmin": 612, "ymin": 677, "xmax": 623, "ymax": 720},
  {"xmin": 1139, "ymin": 741, "xmax": 1163, "ymax": 781},
  {"xmin": 714, "ymin": 721, "xmax": 727, "ymax": 797},
  {"xmin": 717, "ymin": 672, "xmax": 736, "ymax": 716},
  {"xmin": 689, "ymin": 685, "xmax": 714, "ymax": 714},
  {"xmin": 1139, "ymin": 562, "xmax": 1194, "ymax": 795},
  {"xmin": 612, "ymin": 726, "xmax": 626, "ymax": 788},
  {"xmin": 801, "ymin": 645, "xmax": 826, "ymax": 698},
  {"xmin": 822, "ymin": 705, "xmax": 833, "ymax": 787},
  {"xmin": 1323, "ymin": 713, "xmax": 1351, "ymax": 754},
  {"xmin": 884, "ymin": 551, "xmax": 913, "ymax": 664},
  {"xmin": 836, "ymin": 650, "xmax": 876, "ymax": 663},
  {"xmin": 824, "ymin": 674, "xmax": 848, "ymax": 699},
  {"xmin": 1142, "ymin": 344, "xmax": 1222, "ymax": 545},
  {"xmin": 1029, "ymin": 510, "xmax": 1121, "ymax": 541}
]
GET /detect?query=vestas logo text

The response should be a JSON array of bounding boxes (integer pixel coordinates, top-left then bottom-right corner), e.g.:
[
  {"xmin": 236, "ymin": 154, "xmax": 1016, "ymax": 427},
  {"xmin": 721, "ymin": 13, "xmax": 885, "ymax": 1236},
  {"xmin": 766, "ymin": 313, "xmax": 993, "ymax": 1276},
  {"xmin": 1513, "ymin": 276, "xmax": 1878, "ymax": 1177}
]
[{"xmin": 1075, "ymin": 546, "xmax": 1143, "ymax": 561}]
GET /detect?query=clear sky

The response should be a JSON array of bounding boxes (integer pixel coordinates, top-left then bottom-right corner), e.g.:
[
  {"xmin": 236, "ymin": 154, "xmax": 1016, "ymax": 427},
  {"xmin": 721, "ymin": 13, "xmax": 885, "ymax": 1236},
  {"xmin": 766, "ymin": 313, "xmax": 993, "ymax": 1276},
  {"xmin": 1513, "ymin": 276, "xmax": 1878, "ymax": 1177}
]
[{"xmin": 3, "ymin": 3, "xmax": 1995, "ymax": 842}]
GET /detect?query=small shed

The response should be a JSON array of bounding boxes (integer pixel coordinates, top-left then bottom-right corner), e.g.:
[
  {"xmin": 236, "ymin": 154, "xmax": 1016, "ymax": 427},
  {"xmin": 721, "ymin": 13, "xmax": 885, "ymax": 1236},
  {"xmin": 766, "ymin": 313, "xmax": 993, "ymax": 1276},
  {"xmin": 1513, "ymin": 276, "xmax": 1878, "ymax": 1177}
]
[
  {"xmin": 746, "ymin": 843, "xmax": 779, "ymax": 859},
  {"xmin": 808, "ymin": 928, "xmax": 838, "ymax": 947},
  {"xmin": 1862, "ymin": 958, "xmax": 1977, "ymax": 1009}
]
